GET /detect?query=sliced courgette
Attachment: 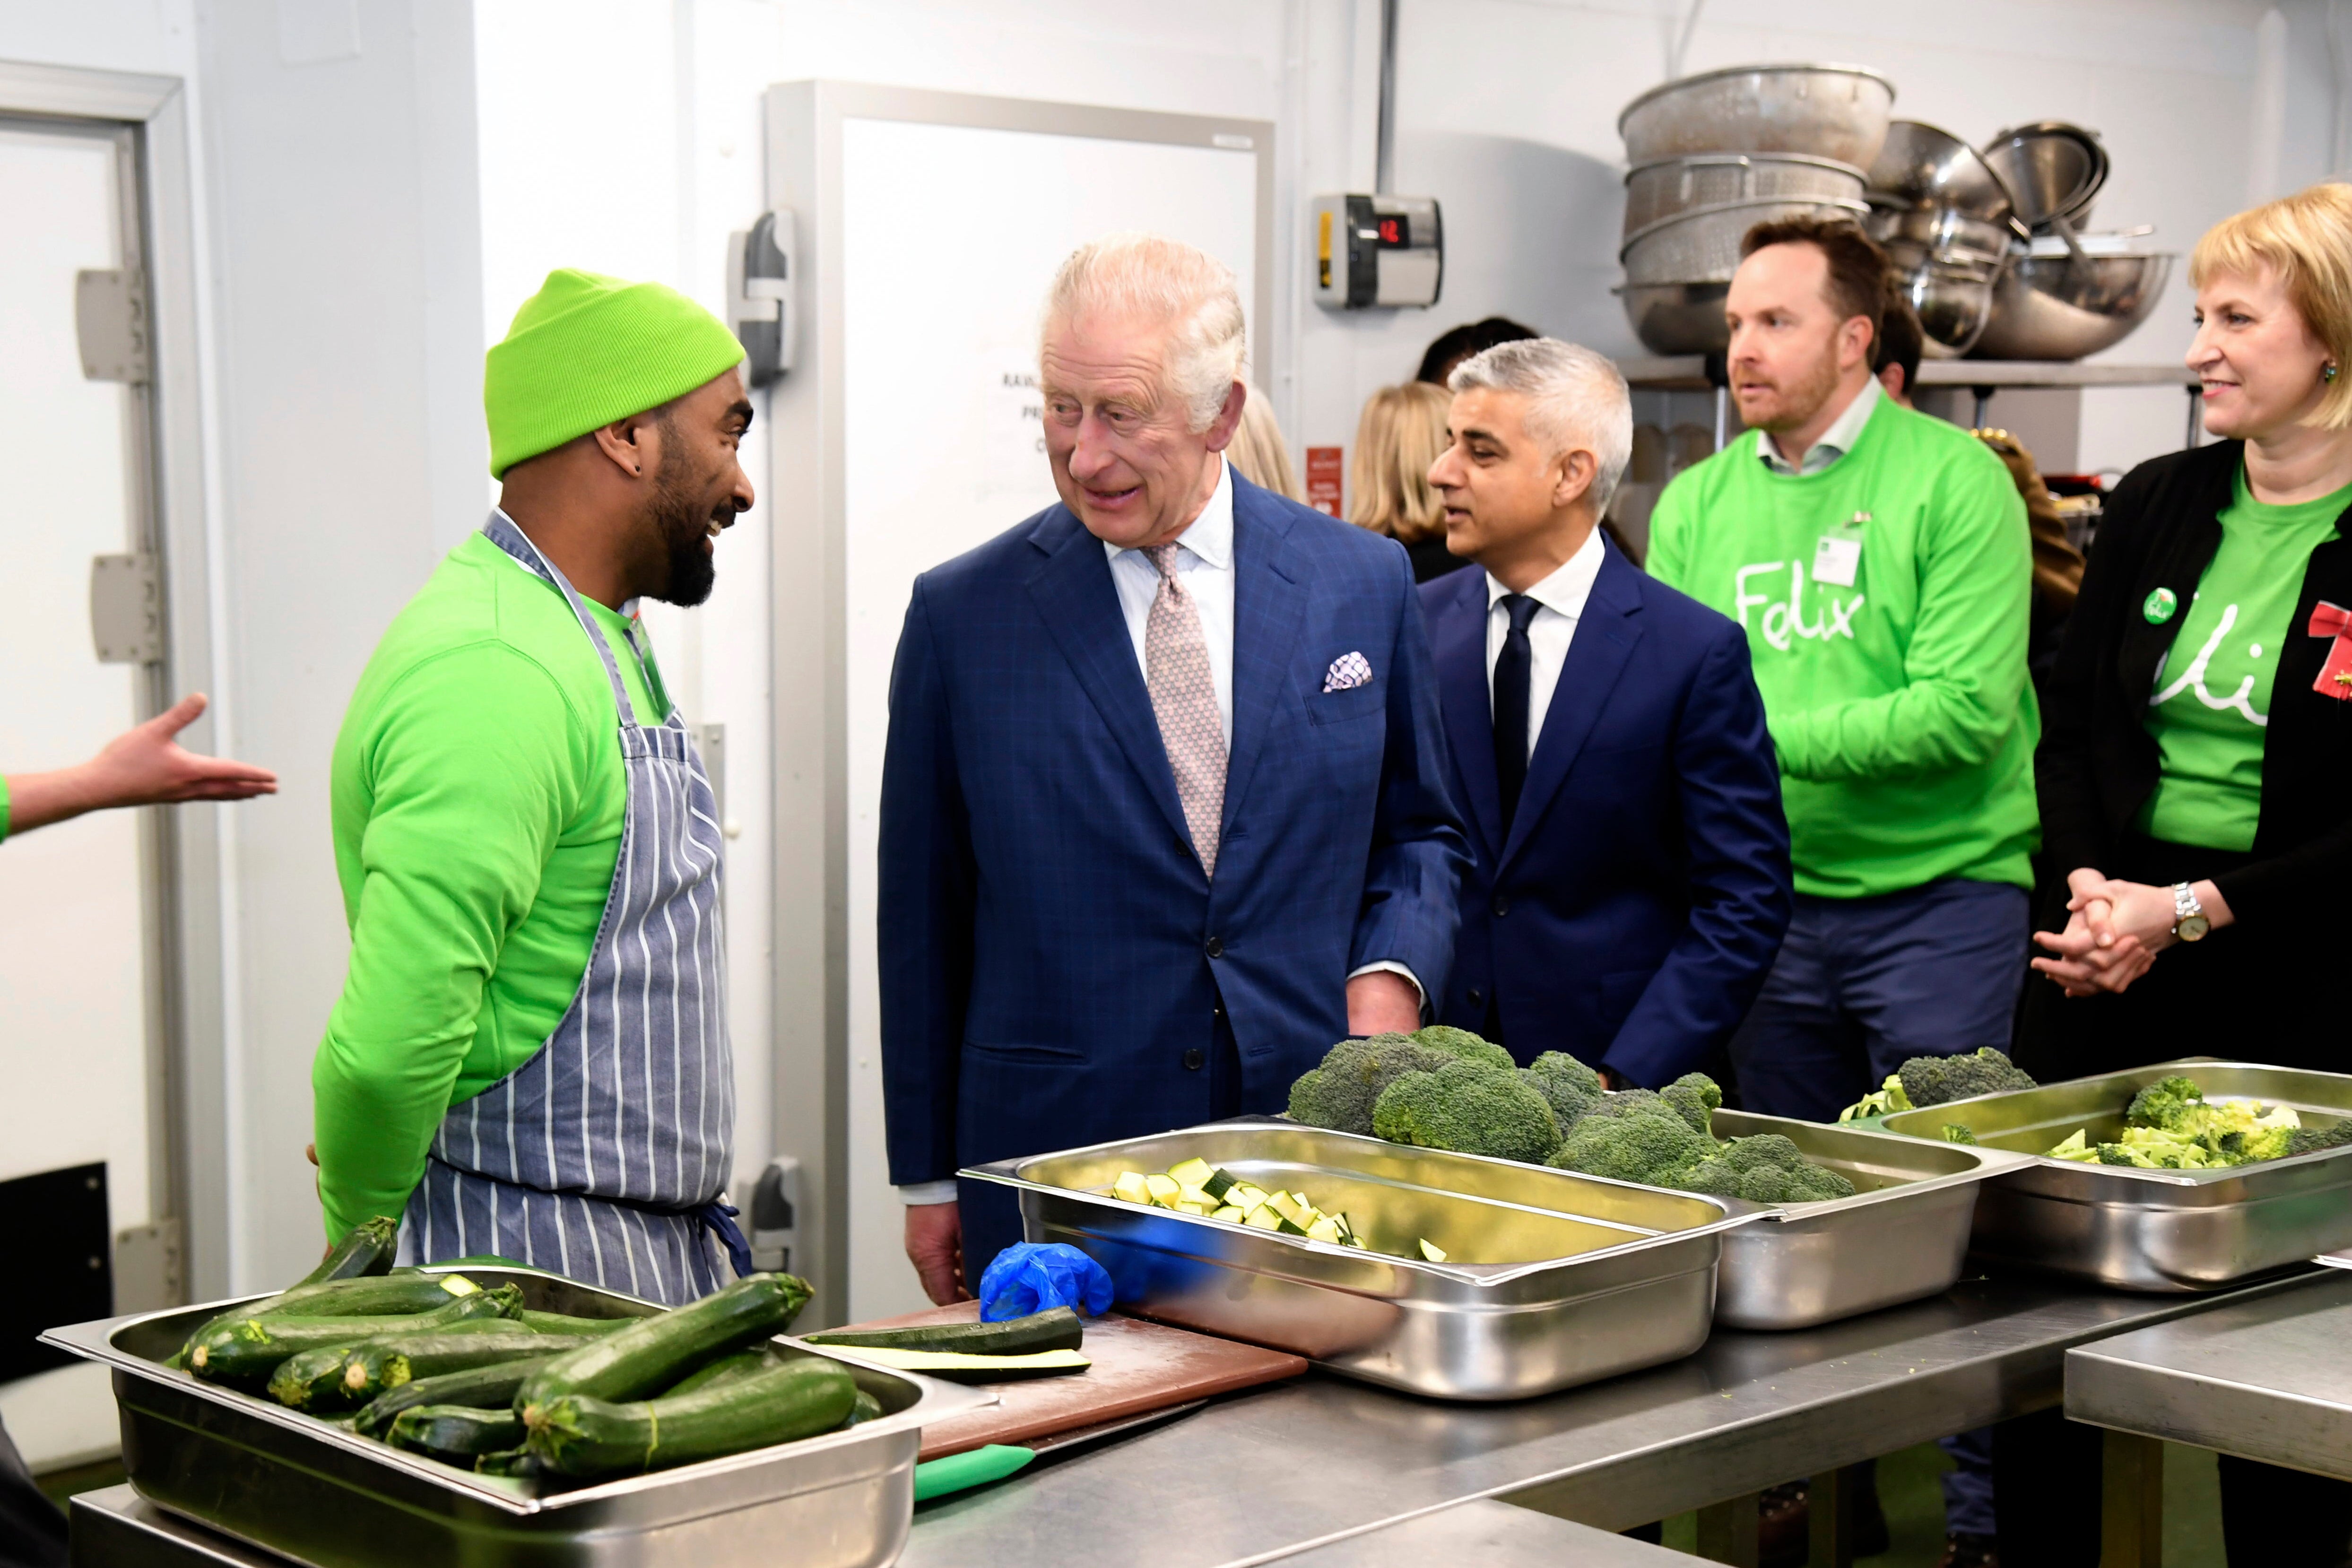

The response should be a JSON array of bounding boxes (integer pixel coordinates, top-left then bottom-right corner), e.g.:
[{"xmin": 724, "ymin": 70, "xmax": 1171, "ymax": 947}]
[
  {"xmin": 1209, "ymin": 1204, "xmax": 1244, "ymax": 1223},
  {"xmin": 353, "ymin": 1355, "xmax": 561, "ymax": 1438},
  {"xmin": 1418, "ymin": 1239, "xmax": 1447, "ymax": 1263},
  {"xmin": 1143, "ymin": 1174, "xmax": 1181, "ymax": 1206},
  {"xmin": 524, "ymin": 1357, "xmax": 858, "ymax": 1478},
  {"xmin": 1111, "ymin": 1172, "xmax": 1151, "ymax": 1204},
  {"xmin": 1165, "ymin": 1157, "xmax": 1215, "ymax": 1189},
  {"xmin": 826, "ymin": 1346, "xmax": 1089, "ymax": 1383},
  {"xmin": 516, "ymin": 1273, "xmax": 811, "ymax": 1413},
  {"xmin": 807, "ymin": 1307, "xmax": 1083, "ymax": 1357},
  {"xmin": 1201, "ymin": 1169, "xmax": 1239, "ymax": 1202}
]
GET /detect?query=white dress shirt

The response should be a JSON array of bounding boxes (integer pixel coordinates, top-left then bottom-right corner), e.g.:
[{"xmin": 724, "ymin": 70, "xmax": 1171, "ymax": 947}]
[
  {"xmin": 1756, "ymin": 375, "xmax": 1881, "ymax": 476},
  {"xmin": 1486, "ymin": 523, "xmax": 1607, "ymax": 758}
]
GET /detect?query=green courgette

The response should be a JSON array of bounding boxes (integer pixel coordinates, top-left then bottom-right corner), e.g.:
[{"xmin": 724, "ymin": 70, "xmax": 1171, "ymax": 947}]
[
  {"xmin": 841, "ymin": 1389, "xmax": 885, "ymax": 1428},
  {"xmin": 173, "ymin": 1271, "xmax": 488, "ymax": 1368},
  {"xmin": 662, "ymin": 1349, "xmax": 772, "ymax": 1397},
  {"xmin": 524, "ymin": 1357, "xmax": 858, "ymax": 1478},
  {"xmin": 389, "ymin": 1404, "xmax": 526, "ymax": 1464},
  {"xmin": 353, "ymin": 1356, "xmax": 562, "ymax": 1438},
  {"xmin": 299, "ymin": 1216, "xmax": 401, "ymax": 1285},
  {"xmin": 806, "ymin": 1307, "xmax": 1083, "ymax": 1357},
  {"xmin": 337, "ymin": 1332, "xmax": 597, "ymax": 1409},
  {"xmin": 516, "ymin": 1273, "xmax": 811, "ymax": 1413},
  {"xmin": 473, "ymin": 1447, "xmax": 544, "ymax": 1479},
  {"xmin": 188, "ymin": 1285, "xmax": 518, "ymax": 1389},
  {"xmin": 827, "ymin": 1346, "xmax": 1089, "ymax": 1383},
  {"xmin": 515, "ymin": 1309, "xmax": 641, "ymax": 1337}
]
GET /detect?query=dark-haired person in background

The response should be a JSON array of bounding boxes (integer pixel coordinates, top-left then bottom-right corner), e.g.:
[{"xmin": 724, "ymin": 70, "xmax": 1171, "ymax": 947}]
[
  {"xmin": 2005, "ymin": 181, "xmax": 2352, "ymax": 1568},
  {"xmin": 1647, "ymin": 218, "xmax": 2037, "ymax": 1125},
  {"xmin": 1870, "ymin": 275, "xmax": 1924, "ymax": 404},
  {"xmin": 1416, "ymin": 315, "xmax": 1539, "ymax": 388}
]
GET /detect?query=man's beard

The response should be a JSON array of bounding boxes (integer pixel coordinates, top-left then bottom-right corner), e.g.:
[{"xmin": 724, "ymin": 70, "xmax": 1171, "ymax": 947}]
[
  {"xmin": 1744, "ymin": 345, "xmax": 1843, "ymax": 434},
  {"xmin": 645, "ymin": 451, "xmax": 720, "ymax": 608}
]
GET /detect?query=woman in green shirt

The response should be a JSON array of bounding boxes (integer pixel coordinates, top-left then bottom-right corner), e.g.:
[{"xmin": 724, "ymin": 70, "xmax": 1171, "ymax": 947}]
[{"xmin": 2015, "ymin": 183, "xmax": 2352, "ymax": 1568}]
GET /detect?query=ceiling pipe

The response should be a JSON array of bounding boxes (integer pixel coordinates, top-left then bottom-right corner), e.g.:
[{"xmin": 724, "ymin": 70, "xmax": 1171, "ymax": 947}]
[{"xmin": 1374, "ymin": 0, "xmax": 1398, "ymax": 194}]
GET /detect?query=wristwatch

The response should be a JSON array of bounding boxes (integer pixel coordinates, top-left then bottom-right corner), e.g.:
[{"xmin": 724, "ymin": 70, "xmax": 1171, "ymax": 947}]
[{"xmin": 2170, "ymin": 882, "xmax": 2210, "ymax": 942}]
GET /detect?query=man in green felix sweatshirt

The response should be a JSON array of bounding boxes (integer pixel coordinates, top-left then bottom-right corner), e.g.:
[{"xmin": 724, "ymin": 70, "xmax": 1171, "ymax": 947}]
[{"xmin": 1648, "ymin": 218, "xmax": 2038, "ymax": 1123}]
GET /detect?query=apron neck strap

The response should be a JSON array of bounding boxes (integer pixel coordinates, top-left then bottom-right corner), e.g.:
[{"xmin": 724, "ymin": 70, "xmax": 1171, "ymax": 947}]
[{"xmin": 480, "ymin": 511, "xmax": 663, "ymax": 728}]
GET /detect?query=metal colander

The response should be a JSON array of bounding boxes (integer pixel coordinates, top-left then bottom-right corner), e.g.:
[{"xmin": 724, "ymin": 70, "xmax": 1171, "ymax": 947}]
[
  {"xmin": 1623, "ymin": 154, "xmax": 1866, "ymax": 238},
  {"xmin": 1619, "ymin": 196, "xmax": 1871, "ymax": 286}
]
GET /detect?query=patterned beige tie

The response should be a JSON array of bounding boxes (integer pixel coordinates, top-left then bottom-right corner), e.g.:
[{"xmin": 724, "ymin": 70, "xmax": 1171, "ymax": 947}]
[{"xmin": 1141, "ymin": 542, "xmax": 1227, "ymax": 877}]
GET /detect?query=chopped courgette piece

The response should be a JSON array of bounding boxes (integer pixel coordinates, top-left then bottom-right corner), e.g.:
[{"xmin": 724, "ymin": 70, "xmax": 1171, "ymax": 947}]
[
  {"xmin": 1267, "ymin": 1192, "xmax": 1309, "ymax": 1226},
  {"xmin": 1166, "ymin": 1158, "xmax": 1215, "ymax": 1189},
  {"xmin": 1210, "ymin": 1205, "xmax": 1244, "ymax": 1222},
  {"xmin": 1202, "ymin": 1169, "xmax": 1239, "ymax": 1201},
  {"xmin": 1276, "ymin": 1216, "xmax": 1310, "ymax": 1236},
  {"xmin": 1243, "ymin": 1206, "xmax": 1282, "ymax": 1230},
  {"xmin": 1418, "ymin": 1239, "xmax": 1447, "ymax": 1263},
  {"xmin": 1176, "ymin": 1201, "xmax": 1208, "ymax": 1215},
  {"xmin": 1176, "ymin": 1185, "xmax": 1214, "ymax": 1208},
  {"xmin": 1305, "ymin": 1217, "xmax": 1342, "ymax": 1243},
  {"xmin": 1144, "ymin": 1174, "xmax": 1181, "ymax": 1206},
  {"xmin": 1112, "ymin": 1172, "xmax": 1151, "ymax": 1205}
]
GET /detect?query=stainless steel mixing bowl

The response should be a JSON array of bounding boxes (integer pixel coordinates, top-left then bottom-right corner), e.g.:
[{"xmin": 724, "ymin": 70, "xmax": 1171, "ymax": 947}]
[
  {"xmin": 1866, "ymin": 119, "xmax": 2018, "ymax": 225},
  {"xmin": 1970, "ymin": 249, "xmax": 2174, "ymax": 361},
  {"xmin": 1623, "ymin": 152, "xmax": 1866, "ymax": 237},
  {"xmin": 1981, "ymin": 121, "xmax": 2109, "ymax": 233},
  {"xmin": 1880, "ymin": 242, "xmax": 2001, "ymax": 358},
  {"xmin": 1867, "ymin": 204, "xmax": 2015, "ymax": 265},
  {"xmin": 1619, "ymin": 63, "xmax": 1896, "ymax": 166},
  {"xmin": 1617, "ymin": 280, "xmax": 1732, "ymax": 354},
  {"xmin": 1620, "ymin": 195, "xmax": 1870, "ymax": 285}
]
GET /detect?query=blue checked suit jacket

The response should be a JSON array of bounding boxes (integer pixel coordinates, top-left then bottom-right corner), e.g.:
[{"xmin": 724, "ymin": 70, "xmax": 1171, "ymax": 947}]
[
  {"xmin": 878, "ymin": 471, "xmax": 1469, "ymax": 1189},
  {"xmin": 1421, "ymin": 536, "xmax": 1792, "ymax": 1089}
]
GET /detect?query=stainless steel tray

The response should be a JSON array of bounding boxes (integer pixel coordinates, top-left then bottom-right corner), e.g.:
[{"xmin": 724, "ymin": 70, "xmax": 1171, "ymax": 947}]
[
  {"xmin": 39, "ymin": 1267, "xmax": 992, "ymax": 1568},
  {"xmin": 963, "ymin": 1119, "xmax": 1757, "ymax": 1402},
  {"xmin": 1707, "ymin": 1109, "xmax": 2035, "ymax": 1330},
  {"xmin": 1877, "ymin": 1060, "xmax": 2352, "ymax": 1292}
]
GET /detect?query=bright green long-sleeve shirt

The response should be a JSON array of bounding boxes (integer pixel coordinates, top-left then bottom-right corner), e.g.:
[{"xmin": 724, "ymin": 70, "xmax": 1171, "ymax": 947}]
[
  {"xmin": 313, "ymin": 529, "xmax": 663, "ymax": 1242},
  {"xmin": 1648, "ymin": 394, "xmax": 2039, "ymax": 898}
]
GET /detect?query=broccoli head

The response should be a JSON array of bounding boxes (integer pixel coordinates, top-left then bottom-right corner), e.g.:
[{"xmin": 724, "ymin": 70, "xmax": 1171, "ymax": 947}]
[
  {"xmin": 1522, "ymin": 1051, "xmax": 1606, "ymax": 1131},
  {"xmin": 2095, "ymin": 1143, "xmax": 2145, "ymax": 1167},
  {"xmin": 1410, "ymin": 1025, "xmax": 1517, "ymax": 1072},
  {"xmin": 1660, "ymin": 1073, "xmax": 1724, "ymax": 1136},
  {"xmin": 1675, "ymin": 1157, "xmax": 1747, "ymax": 1198},
  {"xmin": 1372, "ymin": 1058, "xmax": 1562, "ymax": 1164},
  {"xmin": 2125, "ymin": 1076, "xmax": 2207, "ymax": 1133},
  {"xmin": 2285, "ymin": 1118, "xmax": 2352, "ymax": 1158},
  {"xmin": 1288, "ymin": 1036, "xmax": 1453, "ymax": 1135},
  {"xmin": 1546, "ymin": 1109, "xmax": 1710, "ymax": 1186},
  {"xmin": 1838, "ymin": 1074, "xmax": 1913, "ymax": 1122},
  {"xmin": 1897, "ymin": 1048, "xmax": 2038, "ymax": 1109},
  {"xmin": 1785, "ymin": 1163, "xmax": 1857, "ymax": 1201},
  {"xmin": 1720, "ymin": 1133, "xmax": 1806, "ymax": 1174},
  {"xmin": 1581, "ymin": 1088, "xmax": 1683, "ymax": 1126},
  {"xmin": 1939, "ymin": 1124, "xmax": 1979, "ymax": 1145}
]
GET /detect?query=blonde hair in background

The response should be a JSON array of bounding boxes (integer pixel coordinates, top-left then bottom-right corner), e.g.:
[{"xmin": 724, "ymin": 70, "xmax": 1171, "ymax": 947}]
[
  {"xmin": 1225, "ymin": 383, "xmax": 1302, "ymax": 501},
  {"xmin": 1347, "ymin": 381, "xmax": 1452, "ymax": 545},
  {"xmin": 1042, "ymin": 232, "xmax": 1247, "ymax": 433},
  {"xmin": 2191, "ymin": 182, "xmax": 2352, "ymax": 430}
]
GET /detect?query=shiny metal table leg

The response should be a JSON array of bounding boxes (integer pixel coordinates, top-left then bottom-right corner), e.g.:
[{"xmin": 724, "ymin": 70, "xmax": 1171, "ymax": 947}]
[
  {"xmin": 2098, "ymin": 1431, "xmax": 2163, "ymax": 1568},
  {"xmin": 1807, "ymin": 1465, "xmax": 1861, "ymax": 1568},
  {"xmin": 1696, "ymin": 1492, "xmax": 1761, "ymax": 1568}
]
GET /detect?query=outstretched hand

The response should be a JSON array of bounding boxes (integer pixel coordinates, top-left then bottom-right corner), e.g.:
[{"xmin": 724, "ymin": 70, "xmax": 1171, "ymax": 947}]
[{"xmin": 6, "ymin": 693, "xmax": 276, "ymax": 836}]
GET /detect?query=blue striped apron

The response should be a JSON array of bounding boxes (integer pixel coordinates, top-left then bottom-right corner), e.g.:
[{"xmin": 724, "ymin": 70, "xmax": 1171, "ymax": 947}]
[{"xmin": 397, "ymin": 512, "xmax": 744, "ymax": 1305}]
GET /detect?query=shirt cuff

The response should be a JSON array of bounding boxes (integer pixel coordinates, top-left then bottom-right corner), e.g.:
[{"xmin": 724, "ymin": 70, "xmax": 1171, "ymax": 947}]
[
  {"xmin": 896, "ymin": 1180, "xmax": 959, "ymax": 1206},
  {"xmin": 1347, "ymin": 961, "xmax": 1426, "ymax": 1012}
]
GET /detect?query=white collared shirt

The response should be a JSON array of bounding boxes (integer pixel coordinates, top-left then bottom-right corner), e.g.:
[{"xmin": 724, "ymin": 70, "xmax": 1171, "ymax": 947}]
[
  {"xmin": 1485, "ymin": 524, "xmax": 1607, "ymax": 760},
  {"xmin": 1103, "ymin": 458, "xmax": 1235, "ymax": 747},
  {"xmin": 1756, "ymin": 375, "xmax": 1882, "ymax": 476}
]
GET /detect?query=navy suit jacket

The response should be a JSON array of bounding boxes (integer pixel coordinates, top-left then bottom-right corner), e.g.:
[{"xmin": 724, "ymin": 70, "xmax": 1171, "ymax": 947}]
[
  {"xmin": 1423, "ymin": 537, "xmax": 1791, "ymax": 1088},
  {"xmin": 879, "ymin": 472, "xmax": 1469, "ymax": 1193}
]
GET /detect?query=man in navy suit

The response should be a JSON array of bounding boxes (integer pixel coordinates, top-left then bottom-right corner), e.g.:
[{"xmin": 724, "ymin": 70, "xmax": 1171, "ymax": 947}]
[
  {"xmin": 879, "ymin": 234, "xmax": 1468, "ymax": 1302},
  {"xmin": 1421, "ymin": 339, "xmax": 1789, "ymax": 1088}
]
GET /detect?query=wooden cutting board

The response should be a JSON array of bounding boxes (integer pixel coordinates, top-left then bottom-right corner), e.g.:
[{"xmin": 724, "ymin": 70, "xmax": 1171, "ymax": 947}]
[{"xmin": 819, "ymin": 1303, "xmax": 1308, "ymax": 1460}]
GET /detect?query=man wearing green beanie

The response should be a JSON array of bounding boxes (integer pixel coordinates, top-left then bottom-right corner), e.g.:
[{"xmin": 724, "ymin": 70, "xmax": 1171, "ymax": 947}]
[{"xmin": 312, "ymin": 269, "xmax": 756, "ymax": 1303}]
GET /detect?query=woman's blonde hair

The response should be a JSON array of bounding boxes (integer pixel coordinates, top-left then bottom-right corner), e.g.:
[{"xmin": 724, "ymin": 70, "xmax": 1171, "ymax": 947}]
[
  {"xmin": 2190, "ymin": 182, "xmax": 2352, "ymax": 430},
  {"xmin": 1225, "ymin": 382, "xmax": 1302, "ymax": 501},
  {"xmin": 1347, "ymin": 381, "xmax": 1451, "ymax": 544}
]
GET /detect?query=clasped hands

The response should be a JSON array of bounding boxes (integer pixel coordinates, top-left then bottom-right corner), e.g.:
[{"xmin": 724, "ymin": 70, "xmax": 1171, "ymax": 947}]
[{"xmin": 2031, "ymin": 867, "xmax": 2231, "ymax": 997}]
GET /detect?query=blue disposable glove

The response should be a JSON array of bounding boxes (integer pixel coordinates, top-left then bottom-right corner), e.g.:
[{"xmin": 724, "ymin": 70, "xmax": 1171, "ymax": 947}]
[{"xmin": 976, "ymin": 1242, "xmax": 1113, "ymax": 1322}]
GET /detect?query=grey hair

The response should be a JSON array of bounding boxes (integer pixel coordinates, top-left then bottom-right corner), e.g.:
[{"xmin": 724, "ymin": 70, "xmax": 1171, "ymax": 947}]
[
  {"xmin": 1448, "ymin": 338, "xmax": 1634, "ymax": 511},
  {"xmin": 1041, "ymin": 232, "xmax": 1247, "ymax": 433}
]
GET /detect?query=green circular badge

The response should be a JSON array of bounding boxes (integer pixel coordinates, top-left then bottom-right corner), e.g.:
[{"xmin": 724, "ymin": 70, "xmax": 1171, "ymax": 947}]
[{"xmin": 2143, "ymin": 587, "xmax": 2178, "ymax": 624}]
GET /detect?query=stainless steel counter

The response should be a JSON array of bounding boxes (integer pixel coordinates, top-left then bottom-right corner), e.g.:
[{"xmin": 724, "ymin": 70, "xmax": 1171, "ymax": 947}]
[
  {"xmin": 70, "ymin": 1272, "xmax": 2321, "ymax": 1568},
  {"xmin": 2066, "ymin": 1270, "xmax": 2352, "ymax": 1479},
  {"xmin": 902, "ymin": 1271, "xmax": 2317, "ymax": 1568}
]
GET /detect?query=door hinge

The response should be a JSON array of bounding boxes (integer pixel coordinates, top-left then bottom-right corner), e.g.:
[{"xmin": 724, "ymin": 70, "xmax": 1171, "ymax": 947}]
[
  {"xmin": 76, "ymin": 268, "xmax": 150, "ymax": 385},
  {"xmin": 91, "ymin": 552, "xmax": 164, "ymax": 664}
]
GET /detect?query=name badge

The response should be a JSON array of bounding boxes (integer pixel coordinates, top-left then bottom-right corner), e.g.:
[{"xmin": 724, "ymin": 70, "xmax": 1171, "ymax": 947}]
[{"xmin": 1812, "ymin": 533, "xmax": 1862, "ymax": 589}]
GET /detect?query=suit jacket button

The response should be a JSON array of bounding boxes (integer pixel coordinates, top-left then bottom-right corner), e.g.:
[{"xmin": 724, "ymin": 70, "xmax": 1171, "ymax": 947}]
[
  {"xmin": 1492, "ymin": 896, "xmax": 1510, "ymax": 918},
  {"xmin": 1183, "ymin": 1048, "xmax": 1206, "ymax": 1071},
  {"xmin": 1205, "ymin": 936, "xmax": 1224, "ymax": 959},
  {"xmin": 1468, "ymin": 987, "xmax": 1484, "ymax": 1008}
]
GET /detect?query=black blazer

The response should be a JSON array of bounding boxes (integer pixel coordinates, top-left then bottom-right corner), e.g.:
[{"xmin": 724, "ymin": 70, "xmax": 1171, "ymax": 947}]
[{"xmin": 2037, "ymin": 439, "xmax": 2352, "ymax": 925}]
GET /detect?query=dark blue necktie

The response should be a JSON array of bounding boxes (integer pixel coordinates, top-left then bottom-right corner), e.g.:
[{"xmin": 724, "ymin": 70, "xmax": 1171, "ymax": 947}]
[{"xmin": 1493, "ymin": 593, "xmax": 1540, "ymax": 828}]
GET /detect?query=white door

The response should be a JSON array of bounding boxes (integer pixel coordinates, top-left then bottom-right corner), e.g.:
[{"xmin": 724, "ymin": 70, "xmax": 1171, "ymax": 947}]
[{"xmin": 0, "ymin": 115, "xmax": 163, "ymax": 1471}]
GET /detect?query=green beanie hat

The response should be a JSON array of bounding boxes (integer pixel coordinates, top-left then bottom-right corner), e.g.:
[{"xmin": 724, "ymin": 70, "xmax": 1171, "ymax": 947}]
[{"xmin": 484, "ymin": 268, "xmax": 746, "ymax": 478}]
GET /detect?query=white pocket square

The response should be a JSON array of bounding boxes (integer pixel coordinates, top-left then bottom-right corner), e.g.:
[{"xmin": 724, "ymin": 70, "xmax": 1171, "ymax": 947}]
[{"xmin": 1323, "ymin": 651, "xmax": 1373, "ymax": 692}]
